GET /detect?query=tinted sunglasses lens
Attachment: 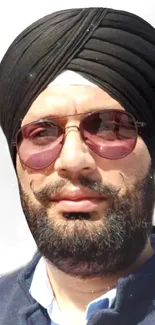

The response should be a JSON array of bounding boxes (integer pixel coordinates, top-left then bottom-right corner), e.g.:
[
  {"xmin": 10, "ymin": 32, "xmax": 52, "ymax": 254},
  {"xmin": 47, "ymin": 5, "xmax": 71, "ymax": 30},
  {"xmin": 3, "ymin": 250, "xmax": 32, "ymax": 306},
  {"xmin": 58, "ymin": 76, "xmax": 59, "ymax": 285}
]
[
  {"xmin": 17, "ymin": 121, "xmax": 63, "ymax": 169},
  {"xmin": 81, "ymin": 110, "xmax": 137, "ymax": 159}
]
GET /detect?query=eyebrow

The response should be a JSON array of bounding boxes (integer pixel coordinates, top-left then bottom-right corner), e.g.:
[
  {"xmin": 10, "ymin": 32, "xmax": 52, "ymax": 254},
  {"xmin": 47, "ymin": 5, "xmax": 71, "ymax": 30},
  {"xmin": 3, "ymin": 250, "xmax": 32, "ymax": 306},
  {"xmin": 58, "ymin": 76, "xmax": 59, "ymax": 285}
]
[
  {"xmin": 35, "ymin": 111, "xmax": 92, "ymax": 121},
  {"xmin": 23, "ymin": 109, "xmax": 96, "ymax": 125},
  {"xmin": 25, "ymin": 107, "xmax": 124, "ymax": 124}
]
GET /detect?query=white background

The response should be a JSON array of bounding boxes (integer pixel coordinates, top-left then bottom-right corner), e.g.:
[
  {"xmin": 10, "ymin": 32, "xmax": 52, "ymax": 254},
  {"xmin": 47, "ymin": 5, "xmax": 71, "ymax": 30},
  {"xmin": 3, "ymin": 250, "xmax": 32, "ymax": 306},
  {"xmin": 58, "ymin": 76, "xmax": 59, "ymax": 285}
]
[{"xmin": 0, "ymin": 0, "xmax": 155, "ymax": 275}]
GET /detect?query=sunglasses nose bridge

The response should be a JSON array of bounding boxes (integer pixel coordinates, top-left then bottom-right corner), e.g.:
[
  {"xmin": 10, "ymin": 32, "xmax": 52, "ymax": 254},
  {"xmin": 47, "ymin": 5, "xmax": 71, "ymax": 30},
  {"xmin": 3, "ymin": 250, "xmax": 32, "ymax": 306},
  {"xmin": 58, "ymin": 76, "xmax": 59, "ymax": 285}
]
[
  {"xmin": 64, "ymin": 125, "xmax": 81, "ymax": 139},
  {"xmin": 65, "ymin": 125, "xmax": 80, "ymax": 132}
]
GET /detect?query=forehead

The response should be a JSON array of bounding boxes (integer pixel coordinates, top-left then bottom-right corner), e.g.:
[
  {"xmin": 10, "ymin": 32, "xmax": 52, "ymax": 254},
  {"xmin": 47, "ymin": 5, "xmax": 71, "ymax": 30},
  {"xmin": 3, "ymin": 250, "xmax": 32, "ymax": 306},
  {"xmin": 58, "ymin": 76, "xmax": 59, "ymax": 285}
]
[{"xmin": 22, "ymin": 85, "xmax": 124, "ymax": 126}]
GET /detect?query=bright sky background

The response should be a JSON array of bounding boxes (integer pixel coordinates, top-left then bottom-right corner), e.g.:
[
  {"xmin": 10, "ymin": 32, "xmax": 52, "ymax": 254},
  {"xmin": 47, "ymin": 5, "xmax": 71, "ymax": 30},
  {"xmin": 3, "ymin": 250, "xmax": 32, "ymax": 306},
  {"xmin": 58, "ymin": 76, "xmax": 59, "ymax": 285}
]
[{"xmin": 0, "ymin": 0, "xmax": 155, "ymax": 274}]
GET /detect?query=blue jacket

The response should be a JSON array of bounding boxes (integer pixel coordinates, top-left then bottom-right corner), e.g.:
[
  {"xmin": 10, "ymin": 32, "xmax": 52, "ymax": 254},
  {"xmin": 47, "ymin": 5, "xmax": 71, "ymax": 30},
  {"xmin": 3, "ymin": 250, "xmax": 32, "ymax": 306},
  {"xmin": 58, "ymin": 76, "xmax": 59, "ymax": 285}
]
[{"xmin": 1, "ymin": 235, "xmax": 155, "ymax": 325}]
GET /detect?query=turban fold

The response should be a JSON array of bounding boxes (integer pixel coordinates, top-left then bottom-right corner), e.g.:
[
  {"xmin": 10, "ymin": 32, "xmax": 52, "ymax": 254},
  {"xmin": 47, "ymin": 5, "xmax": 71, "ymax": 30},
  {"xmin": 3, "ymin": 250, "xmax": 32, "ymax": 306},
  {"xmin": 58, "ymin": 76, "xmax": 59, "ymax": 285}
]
[{"xmin": 1, "ymin": 7, "xmax": 155, "ymax": 166}]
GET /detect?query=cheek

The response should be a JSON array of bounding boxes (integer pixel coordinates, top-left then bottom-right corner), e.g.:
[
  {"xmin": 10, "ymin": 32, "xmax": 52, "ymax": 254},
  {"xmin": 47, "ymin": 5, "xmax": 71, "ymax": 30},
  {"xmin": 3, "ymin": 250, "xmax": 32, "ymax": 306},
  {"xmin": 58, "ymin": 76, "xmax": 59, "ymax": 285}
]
[
  {"xmin": 16, "ymin": 155, "xmax": 46, "ymax": 194},
  {"xmin": 94, "ymin": 137, "xmax": 151, "ymax": 184},
  {"xmin": 16, "ymin": 155, "xmax": 25, "ymax": 182},
  {"xmin": 121, "ymin": 138, "xmax": 151, "ymax": 180}
]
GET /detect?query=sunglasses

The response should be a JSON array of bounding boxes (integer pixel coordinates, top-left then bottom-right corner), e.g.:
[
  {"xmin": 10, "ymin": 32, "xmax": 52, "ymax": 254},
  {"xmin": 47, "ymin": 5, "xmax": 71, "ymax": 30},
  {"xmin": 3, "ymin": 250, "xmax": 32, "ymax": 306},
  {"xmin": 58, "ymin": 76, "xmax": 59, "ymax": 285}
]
[{"xmin": 14, "ymin": 109, "xmax": 146, "ymax": 170}]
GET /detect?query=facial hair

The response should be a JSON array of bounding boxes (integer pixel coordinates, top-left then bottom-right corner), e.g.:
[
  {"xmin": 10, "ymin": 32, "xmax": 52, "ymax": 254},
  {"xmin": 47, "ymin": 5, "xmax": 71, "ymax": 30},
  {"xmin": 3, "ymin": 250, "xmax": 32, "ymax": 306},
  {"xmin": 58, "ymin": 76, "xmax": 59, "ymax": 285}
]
[{"xmin": 18, "ymin": 168, "xmax": 155, "ymax": 278}]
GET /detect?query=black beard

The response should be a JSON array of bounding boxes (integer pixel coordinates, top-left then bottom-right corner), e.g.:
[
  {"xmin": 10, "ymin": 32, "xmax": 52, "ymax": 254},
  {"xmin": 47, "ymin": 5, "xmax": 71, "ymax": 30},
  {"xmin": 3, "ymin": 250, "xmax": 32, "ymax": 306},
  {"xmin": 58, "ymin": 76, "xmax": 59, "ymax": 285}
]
[{"xmin": 18, "ymin": 168, "xmax": 155, "ymax": 278}]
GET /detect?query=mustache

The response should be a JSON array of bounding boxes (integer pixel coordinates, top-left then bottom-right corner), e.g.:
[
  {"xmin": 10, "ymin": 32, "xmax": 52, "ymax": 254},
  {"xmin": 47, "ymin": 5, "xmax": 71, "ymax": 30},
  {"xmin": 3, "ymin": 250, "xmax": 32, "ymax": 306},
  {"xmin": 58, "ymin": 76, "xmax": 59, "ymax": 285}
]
[{"xmin": 30, "ymin": 175, "xmax": 122, "ymax": 206}]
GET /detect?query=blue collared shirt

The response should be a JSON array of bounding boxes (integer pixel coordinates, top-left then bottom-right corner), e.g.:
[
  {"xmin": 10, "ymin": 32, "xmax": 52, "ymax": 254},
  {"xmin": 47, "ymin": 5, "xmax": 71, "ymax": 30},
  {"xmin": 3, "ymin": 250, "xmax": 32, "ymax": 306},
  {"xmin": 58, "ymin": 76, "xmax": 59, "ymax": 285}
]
[{"xmin": 29, "ymin": 257, "xmax": 116, "ymax": 324}]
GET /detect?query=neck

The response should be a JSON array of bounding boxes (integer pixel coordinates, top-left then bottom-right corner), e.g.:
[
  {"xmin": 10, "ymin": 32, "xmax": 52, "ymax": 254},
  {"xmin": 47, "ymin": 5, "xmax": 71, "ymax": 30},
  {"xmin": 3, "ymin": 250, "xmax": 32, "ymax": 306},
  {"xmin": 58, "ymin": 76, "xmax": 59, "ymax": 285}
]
[{"xmin": 46, "ymin": 240, "xmax": 153, "ymax": 312}]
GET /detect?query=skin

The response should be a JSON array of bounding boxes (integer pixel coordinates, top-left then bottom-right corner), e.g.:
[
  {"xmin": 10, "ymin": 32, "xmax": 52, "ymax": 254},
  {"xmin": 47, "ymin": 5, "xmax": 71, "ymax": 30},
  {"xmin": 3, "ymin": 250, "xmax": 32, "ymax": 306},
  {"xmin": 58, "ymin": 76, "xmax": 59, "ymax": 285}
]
[{"xmin": 16, "ymin": 85, "xmax": 153, "ymax": 324}]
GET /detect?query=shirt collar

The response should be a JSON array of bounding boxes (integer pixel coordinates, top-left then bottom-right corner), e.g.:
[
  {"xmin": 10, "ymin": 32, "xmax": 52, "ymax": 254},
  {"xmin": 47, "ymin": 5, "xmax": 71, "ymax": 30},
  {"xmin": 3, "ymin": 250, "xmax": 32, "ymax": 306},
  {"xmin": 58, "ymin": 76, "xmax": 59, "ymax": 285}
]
[{"xmin": 29, "ymin": 257, "xmax": 116, "ymax": 323}]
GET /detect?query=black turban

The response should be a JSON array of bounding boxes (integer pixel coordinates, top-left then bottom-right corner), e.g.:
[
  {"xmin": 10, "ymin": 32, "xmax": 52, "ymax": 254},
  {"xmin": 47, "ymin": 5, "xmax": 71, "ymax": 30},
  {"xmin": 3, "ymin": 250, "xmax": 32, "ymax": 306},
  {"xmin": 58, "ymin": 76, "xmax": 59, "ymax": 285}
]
[{"xmin": 1, "ymin": 7, "xmax": 155, "ymax": 167}]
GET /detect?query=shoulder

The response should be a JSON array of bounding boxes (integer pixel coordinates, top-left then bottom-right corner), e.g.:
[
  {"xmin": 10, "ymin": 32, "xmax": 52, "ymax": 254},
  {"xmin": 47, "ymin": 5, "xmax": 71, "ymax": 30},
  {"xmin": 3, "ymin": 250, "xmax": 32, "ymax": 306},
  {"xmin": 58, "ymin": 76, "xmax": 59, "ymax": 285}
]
[
  {"xmin": 151, "ymin": 234, "xmax": 155, "ymax": 250},
  {"xmin": 0, "ymin": 265, "xmax": 30, "ymax": 316},
  {"xmin": 0, "ymin": 254, "xmax": 41, "ymax": 325},
  {"xmin": 0, "ymin": 267, "xmax": 23, "ymax": 298},
  {"xmin": 0, "ymin": 252, "xmax": 41, "ymax": 295},
  {"xmin": 0, "ymin": 253, "xmax": 41, "ymax": 318},
  {"xmin": 0, "ymin": 267, "xmax": 28, "ymax": 325}
]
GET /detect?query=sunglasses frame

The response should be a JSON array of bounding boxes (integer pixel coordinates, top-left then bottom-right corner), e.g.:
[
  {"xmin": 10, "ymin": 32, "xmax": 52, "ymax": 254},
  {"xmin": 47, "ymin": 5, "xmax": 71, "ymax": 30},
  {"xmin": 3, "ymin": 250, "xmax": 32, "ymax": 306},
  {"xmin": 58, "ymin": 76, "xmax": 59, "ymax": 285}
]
[{"xmin": 13, "ymin": 109, "xmax": 147, "ymax": 169}]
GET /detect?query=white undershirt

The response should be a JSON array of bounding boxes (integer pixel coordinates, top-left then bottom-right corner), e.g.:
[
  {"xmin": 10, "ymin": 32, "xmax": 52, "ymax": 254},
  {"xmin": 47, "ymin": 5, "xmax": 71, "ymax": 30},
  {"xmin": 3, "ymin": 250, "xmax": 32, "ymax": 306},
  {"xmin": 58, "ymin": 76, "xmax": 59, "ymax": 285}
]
[{"xmin": 29, "ymin": 257, "xmax": 116, "ymax": 325}]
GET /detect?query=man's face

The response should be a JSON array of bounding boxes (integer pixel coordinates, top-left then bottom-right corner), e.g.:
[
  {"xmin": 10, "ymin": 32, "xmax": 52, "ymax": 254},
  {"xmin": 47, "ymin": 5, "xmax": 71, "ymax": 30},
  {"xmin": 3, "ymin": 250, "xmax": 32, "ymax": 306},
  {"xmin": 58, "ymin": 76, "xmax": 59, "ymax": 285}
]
[{"xmin": 16, "ymin": 85, "xmax": 154, "ymax": 277}]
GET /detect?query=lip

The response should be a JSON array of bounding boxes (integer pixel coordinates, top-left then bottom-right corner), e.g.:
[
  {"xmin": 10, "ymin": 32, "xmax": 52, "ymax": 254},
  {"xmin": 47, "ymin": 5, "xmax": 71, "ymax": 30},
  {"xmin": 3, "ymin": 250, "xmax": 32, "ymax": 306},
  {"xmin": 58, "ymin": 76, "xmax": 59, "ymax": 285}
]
[
  {"xmin": 51, "ymin": 188, "xmax": 103, "ymax": 201},
  {"xmin": 56, "ymin": 198, "xmax": 104, "ymax": 212},
  {"xmin": 51, "ymin": 189, "xmax": 105, "ymax": 212}
]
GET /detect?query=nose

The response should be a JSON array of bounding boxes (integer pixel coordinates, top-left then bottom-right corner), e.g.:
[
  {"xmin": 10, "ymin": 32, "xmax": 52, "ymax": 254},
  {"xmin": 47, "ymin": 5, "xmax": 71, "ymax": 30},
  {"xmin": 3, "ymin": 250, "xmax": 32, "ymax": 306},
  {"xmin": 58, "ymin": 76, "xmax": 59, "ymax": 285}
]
[{"xmin": 54, "ymin": 125, "xmax": 96, "ymax": 176}]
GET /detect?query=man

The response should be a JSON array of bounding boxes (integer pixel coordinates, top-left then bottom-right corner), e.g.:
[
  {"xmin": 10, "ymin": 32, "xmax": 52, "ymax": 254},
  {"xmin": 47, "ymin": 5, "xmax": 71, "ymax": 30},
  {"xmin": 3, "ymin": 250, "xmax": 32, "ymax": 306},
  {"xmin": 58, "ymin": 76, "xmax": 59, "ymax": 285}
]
[{"xmin": 0, "ymin": 6, "xmax": 155, "ymax": 325}]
